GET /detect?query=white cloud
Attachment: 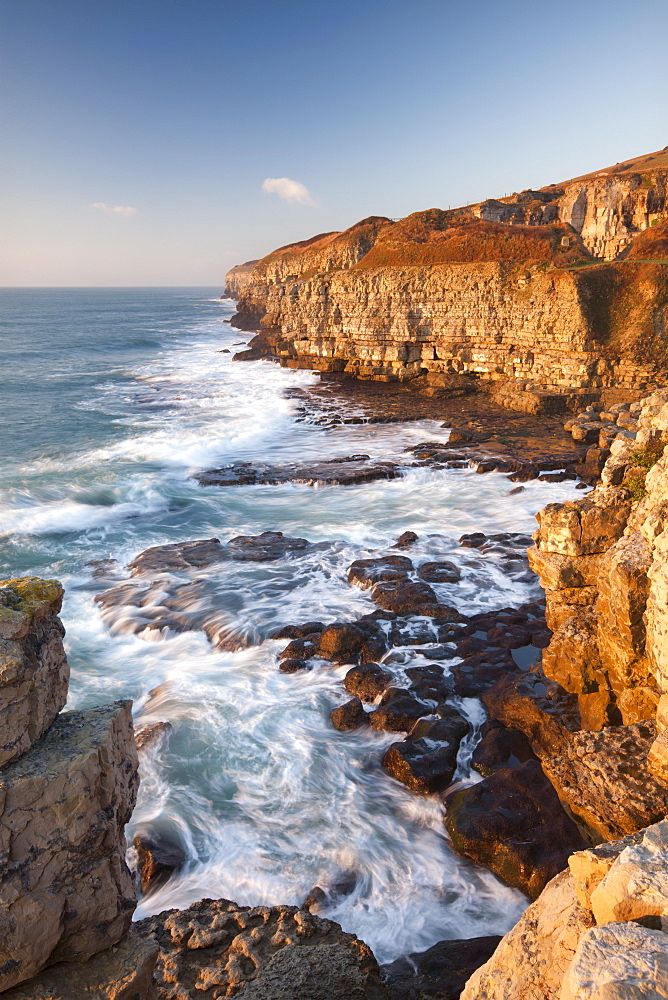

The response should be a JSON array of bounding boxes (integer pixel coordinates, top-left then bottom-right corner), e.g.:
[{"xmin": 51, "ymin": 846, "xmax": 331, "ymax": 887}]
[
  {"xmin": 89, "ymin": 202, "xmax": 137, "ymax": 216},
  {"xmin": 261, "ymin": 177, "xmax": 316, "ymax": 206}
]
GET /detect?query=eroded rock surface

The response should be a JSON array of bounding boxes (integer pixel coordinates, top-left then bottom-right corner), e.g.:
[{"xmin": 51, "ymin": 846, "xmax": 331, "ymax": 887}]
[
  {"xmin": 194, "ymin": 457, "xmax": 400, "ymax": 488},
  {"xmin": 0, "ymin": 701, "xmax": 139, "ymax": 992},
  {"xmin": 137, "ymin": 897, "xmax": 390, "ymax": 999},
  {"xmin": 0, "ymin": 577, "xmax": 68, "ymax": 767}
]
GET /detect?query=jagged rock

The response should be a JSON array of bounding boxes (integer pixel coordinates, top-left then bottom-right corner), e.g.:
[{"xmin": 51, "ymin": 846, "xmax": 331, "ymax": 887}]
[
  {"xmin": 568, "ymin": 830, "xmax": 646, "ymax": 911},
  {"xmin": 381, "ymin": 935, "xmax": 502, "ymax": 1000},
  {"xmin": 1, "ymin": 926, "xmax": 158, "ymax": 1000},
  {"xmin": 133, "ymin": 830, "xmax": 186, "ymax": 895},
  {"xmin": 481, "ymin": 665, "xmax": 581, "ymax": 757},
  {"xmin": 445, "ymin": 760, "xmax": 586, "ymax": 899},
  {"xmin": 0, "ymin": 577, "xmax": 68, "ymax": 768},
  {"xmin": 460, "ymin": 869, "xmax": 594, "ymax": 1000},
  {"xmin": 382, "ymin": 712, "xmax": 469, "ymax": 794},
  {"xmin": 587, "ymin": 820, "xmax": 668, "ymax": 926},
  {"xmin": 563, "ymin": 922, "xmax": 668, "ymax": 1000},
  {"xmin": 194, "ymin": 457, "xmax": 400, "ymax": 487},
  {"xmin": 471, "ymin": 721, "xmax": 538, "ymax": 777},
  {"xmin": 344, "ymin": 663, "xmax": 392, "ymax": 701},
  {"xmin": 541, "ymin": 721, "xmax": 668, "ymax": 840},
  {"xmin": 330, "ymin": 697, "xmax": 369, "ymax": 731},
  {"xmin": 0, "ymin": 701, "xmax": 139, "ymax": 992},
  {"xmin": 136, "ymin": 897, "xmax": 390, "ymax": 999},
  {"xmin": 135, "ymin": 721, "xmax": 173, "ymax": 753}
]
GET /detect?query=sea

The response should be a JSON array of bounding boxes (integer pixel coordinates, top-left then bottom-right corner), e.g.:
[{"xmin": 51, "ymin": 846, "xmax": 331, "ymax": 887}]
[{"xmin": 0, "ymin": 287, "xmax": 581, "ymax": 962}]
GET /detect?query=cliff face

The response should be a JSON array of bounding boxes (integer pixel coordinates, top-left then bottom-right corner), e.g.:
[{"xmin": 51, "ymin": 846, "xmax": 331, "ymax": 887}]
[
  {"xmin": 228, "ymin": 149, "xmax": 668, "ymax": 398},
  {"xmin": 223, "ymin": 259, "xmax": 259, "ymax": 298}
]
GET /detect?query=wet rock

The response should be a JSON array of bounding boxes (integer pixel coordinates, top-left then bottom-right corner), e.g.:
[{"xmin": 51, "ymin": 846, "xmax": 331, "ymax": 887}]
[
  {"xmin": 417, "ymin": 561, "xmax": 461, "ymax": 584},
  {"xmin": 86, "ymin": 557, "xmax": 120, "ymax": 579},
  {"xmin": 272, "ymin": 622, "xmax": 325, "ymax": 640},
  {"xmin": 405, "ymin": 664, "xmax": 454, "ymax": 702},
  {"xmin": 392, "ymin": 531, "xmax": 418, "ymax": 549},
  {"xmin": 279, "ymin": 658, "xmax": 311, "ymax": 673},
  {"xmin": 133, "ymin": 830, "xmax": 186, "ymax": 895},
  {"xmin": 1, "ymin": 926, "xmax": 158, "ymax": 1000},
  {"xmin": 331, "ymin": 697, "xmax": 369, "ymax": 731},
  {"xmin": 195, "ymin": 456, "xmax": 401, "ymax": 488},
  {"xmin": 450, "ymin": 651, "xmax": 518, "ymax": 698},
  {"xmin": 471, "ymin": 721, "xmax": 538, "ymax": 777},
  {"xmin": 128, "ymin": 537, "xmax": 227, "ymax": 574},
  {"xmin": 369, "ymin": 688, "xmax": 430, "ymax": 732},
  {"xmin": 135, "ymin": 720, "xmax": 173, "ymax": 753},
  {"xmin": 445, "ymin": 760, "xmax": 586, "ymax": 899},
  {"xmin": 382, "ymin": 712, "xmax": 469, "ymax": 794},
  {"xmin": 317, "ymin": 624, "xmax": 366, "ymax": 664},
  {"xmin": 507, "ymin": 466, "xmax": 539, "ymax": 482},
  {"xmin": 370, "ymin": 578, "xmax": 440, "ymax": 616},
  {"xmin": 0, "ymin": 702, "xmax": 139, "ymax": 992},
  {"xmin": 279, "ymin": 637, "xmax": 319, "ymax": 661},
  {"xmin": 344, "ymin": 663, "xmax": 392, "ymax": 701},
  {"xmin": 225, "ymin": 531, "xmax": 311, "ymax": 561},
  {"xmin": 0, "ymin": 577, "xmax": 68, "ymax": 768},
  {"xmin": 486, "ymin": 624, "xmax": 531, "ymax": 648},
  {"xmin": 460, "ymin": 869, "xmax": 593, "ymax": 1000},
  {"xmin": 348, "ymin": 555, "xmax": 414, "ymax": 589},
  {"xmin": 541, "ymin": 721, "xmax": 668, "ymax": 840},
  {"xmin": 303, "ymin": 873, "xmax": 358, "ymax": 913},
  {"xmin": 381, "ymin": 935, "xmax": 502, "ymax": 1000},
  {"xmin": 482, "ymin": 664, "xmax": 581, "ymax": 756},
  {"xmin": 459, "ymin": 532, "xmax": 487, "ymax": 548},
  {"xmin": 137, "ymin": 897, "xmax": 390, "ymax": 1000}
]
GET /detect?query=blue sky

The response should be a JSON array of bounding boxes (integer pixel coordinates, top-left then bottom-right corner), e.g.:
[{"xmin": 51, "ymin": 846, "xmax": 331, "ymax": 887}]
[{"xmin": 2, "ymin": 0, "xmax": 667, "ymax": 286}]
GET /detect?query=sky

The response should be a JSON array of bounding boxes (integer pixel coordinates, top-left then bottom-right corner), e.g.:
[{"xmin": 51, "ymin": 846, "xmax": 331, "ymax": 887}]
[{"xmin": 1, "ymin": 0, "xmax": 667, "ymax": 287}]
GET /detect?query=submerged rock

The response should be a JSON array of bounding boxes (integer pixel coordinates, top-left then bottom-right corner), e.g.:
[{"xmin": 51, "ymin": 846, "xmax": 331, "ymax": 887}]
[
  {"xmin": 137, "ymin": 897, "xmax": 390, "ymax": 1000},
  {"xmin": 133, "ymin": 829, "xmax": 186, "ymax": 895}
]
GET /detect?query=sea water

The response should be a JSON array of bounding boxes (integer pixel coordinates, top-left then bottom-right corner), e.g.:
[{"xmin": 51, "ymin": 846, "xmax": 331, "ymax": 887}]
[{"xmin": 0, "ymin": 288, "xmax": 580, "ymax": 962}]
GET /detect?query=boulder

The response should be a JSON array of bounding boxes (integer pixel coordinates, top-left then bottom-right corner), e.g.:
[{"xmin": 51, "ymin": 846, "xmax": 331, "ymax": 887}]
[
  {"xmin": 0, "ymin": 701, "xmax": 139, "ymax": 992},
  {"xmin": 0, "ymin": 577, "xmax": 68, "ymax": 768},
  {"xmin": 562, "ymin": 922, "xmax": 668, "ymax": 1000},
  {"xmin": 382, "ymin": 713, "xmax": 469, "ymax": 794},
  {"xmin": 417, "ymin": 561, "xmax": 462, "ymax": 584},
  {"xmin": 541, "ymin": 721, "xmax": 668, "ymax": 840},
  {"xmin": 1, "ymin": 927, "xmax": 158, "ymax": 1000},
  {"xmin": 445, "ymin": 760, "xmax": 586, "ymax": 899},
  {"xmin": 133, "ymin": 830, "xmax": 186, "ymax": 895},
  {"xmin": 471, "ymin": 721, "xmax": 538, "ymax": 777},
  {"xmin": 344, "ymin": 663, "xmax": 392, "ymax": 701},
  {"xmin": 369, "ymin": 689, "xmax": 430, "ymax": 733},
  {"xmin": 460, "ymin": 870, "xmax": 593, "ymax": 1000},
  {"xmin": 317, "ymin": 625, "xmax": 366, "ymax": 664},
  {"xmin": 136, "ymin": 897, "xmax": 390, "ymax": 1000},
  {"xmin": 330, "ymin": 697, "xmax": 369, "ymax": 731},
  {"xmin": 482, "ymin": 665, "xmax": 581, "ymax": 757}
]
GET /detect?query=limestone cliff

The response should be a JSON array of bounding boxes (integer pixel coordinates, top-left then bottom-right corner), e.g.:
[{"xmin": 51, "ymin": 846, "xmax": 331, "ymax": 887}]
[
  {"xmin": 223, "ymin": 259, "xmax": 259, "ymax": 299},
  {"xmin": 228, "ymin": 149, "xmax": 668, "ymax": 398}
]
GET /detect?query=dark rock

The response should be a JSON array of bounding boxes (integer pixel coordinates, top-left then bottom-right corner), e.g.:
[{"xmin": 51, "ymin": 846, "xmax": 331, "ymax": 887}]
[
  {"xmin": 370, "ymin": 579, "xmax": 440, "ymax": 616},
  {"xmin": 445, "ymin": 760, "xmax": 586, "ymax": 898},
  {"xmin": 450, "ymin": 651, "xmax": 517, "ymax": 698},
  {"xmin": 405, "ymin": 664, "xmax": 454, "ymax": 702},
  {"xmin": 470, "ymin": 721, "xmax": 538, "ymax": 777},
  {"xmin": 127, "ymin": 537, "xmax": 226, "ymax": 575},
  {"xmin": 273, "ymin": 622, "xmax": 326, "ymax": 640},
  {"xmin": 195, "ymin": 457, "xmax": 401, "ymax": 488},
  {"xmin": 381, "ymin": 935, "xmax": 502, "ymax": 1000},
  {"xmin": 392, "ymin": 531, "xmax": 419, "ymax": 548},
  {"xmin": 456, "ymin": 636, "xmax": 488, "ymax": 657},
  {"xmin": 417, "ymin": 561, "xmax": 461, "ymax": 584},
  {"xmin": 279, "ymin": 638, "xmax": 318, "ymax": 661},
  {"xmin": 459, "ymin": 532, "xmax": 486, "ymax": 548},
  {"xmin": 279, "ymin": 658, "xmax": 311, "ymax": 673},
  {"xmin": 133, "ymin": 830, "xmax": 186, "ymax": 895},
  {"xmin": 369, "ymin": 689, "xmax": 430, "ymax": 732},
  {"xmin": 344, "ymin": 663, "xmax": 392, "ymax": 701},
  {"xmin": 226, "ymin": 531, "xmax": 310, "ymax": 561},
  {"xmin": 318, "ymin": 624, "xmax": 366, "ymax": 664},
  {"xmin": 382, "ymin": 713, "xmax": 469, "ymax": 794},
  {"xmin": 486, "ymin": 625, "xmax": 531, "ymax": 648},
  {"xmin": 507, "ymin": 466, "xmax": 539, "ymax": 482},
  {"xmin": 348, "ymin": 556, "xmax": 414, "ymax": 589},
  {"xmin": 331, "ymin": 698, "xmax": 369, "ymax": 731}
]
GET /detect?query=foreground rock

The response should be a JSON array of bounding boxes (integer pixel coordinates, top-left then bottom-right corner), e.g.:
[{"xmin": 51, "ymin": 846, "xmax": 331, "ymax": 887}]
[
  {"xmin": 445, "ymin": 760, "xmax": 586, "ymax": 899},
  {"xmin": 0, "ymin": 701, "xmax": 139, "ymax": 992},
  {"xmin": 194, "ymin": 456, "xmax": 400, "ymax": 487},
  {"xmin": 382, "ymin": 712, "xmax": 469, "ymax": 794},
  {"xmin": 381, "ymin": 935, "xmax": 502, "ymax": 1000},
  {"xmin": 137, "ymin": 897, "xmax": 390, "ymax": 999},
  {"xmin": 0, "ymin": 577, "xmax": 68, "ymax": 767},
  {"xmin": 2, "ymin": 927, "xmax": 158, "ymax": 1000},
  {"xmin": 460, "ymin": 819, "xmax": 668, "ymax": 1000}
]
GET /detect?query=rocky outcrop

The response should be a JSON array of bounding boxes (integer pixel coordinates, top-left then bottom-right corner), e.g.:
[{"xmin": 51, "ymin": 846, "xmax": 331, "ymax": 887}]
[
  {"xmin": 137, "ymin": 897, "xmax": 390, "ymax": 1000},
  {"xmin": 0, "ymin": 701, "xmax": 139, "ymax": 992},
  {"xmin": 460, "ymin": 819, "xmax": 668, "ymax": 1000},
  {"xmin": 0, "ymin": 578, "xmax": 68, "ymax": 768},
  {"xmin": 228, "ymin": 150, "xmax": 668, "ymax": 398},
  {"xmin": 224, "ymin": 260, "xmax": 259, "ymax": 299}
]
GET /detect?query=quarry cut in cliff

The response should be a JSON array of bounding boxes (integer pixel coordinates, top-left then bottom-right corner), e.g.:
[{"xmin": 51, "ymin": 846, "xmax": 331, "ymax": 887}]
[{"xmin": 228, "ymin": 149, "xmax": 668, "ymax": 401}]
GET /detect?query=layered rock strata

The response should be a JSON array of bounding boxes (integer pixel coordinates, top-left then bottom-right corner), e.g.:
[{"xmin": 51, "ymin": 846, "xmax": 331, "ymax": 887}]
[{"xmin": 228, "ymin": 150, "xmax": 668, "ymax": 397}]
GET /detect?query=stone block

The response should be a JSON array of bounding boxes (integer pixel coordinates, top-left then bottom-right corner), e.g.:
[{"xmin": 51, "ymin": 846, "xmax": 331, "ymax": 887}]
[
  {"xmin": 0, "ymin": 578, "xmax": 68, "ymax": 767},
  {"xmin": 534, "ymin": 489, "xmax": 631, "ymax": 557},
  {"xmin": 0, "ymin": 702, "xmax": 139, "ymax": 992}
]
